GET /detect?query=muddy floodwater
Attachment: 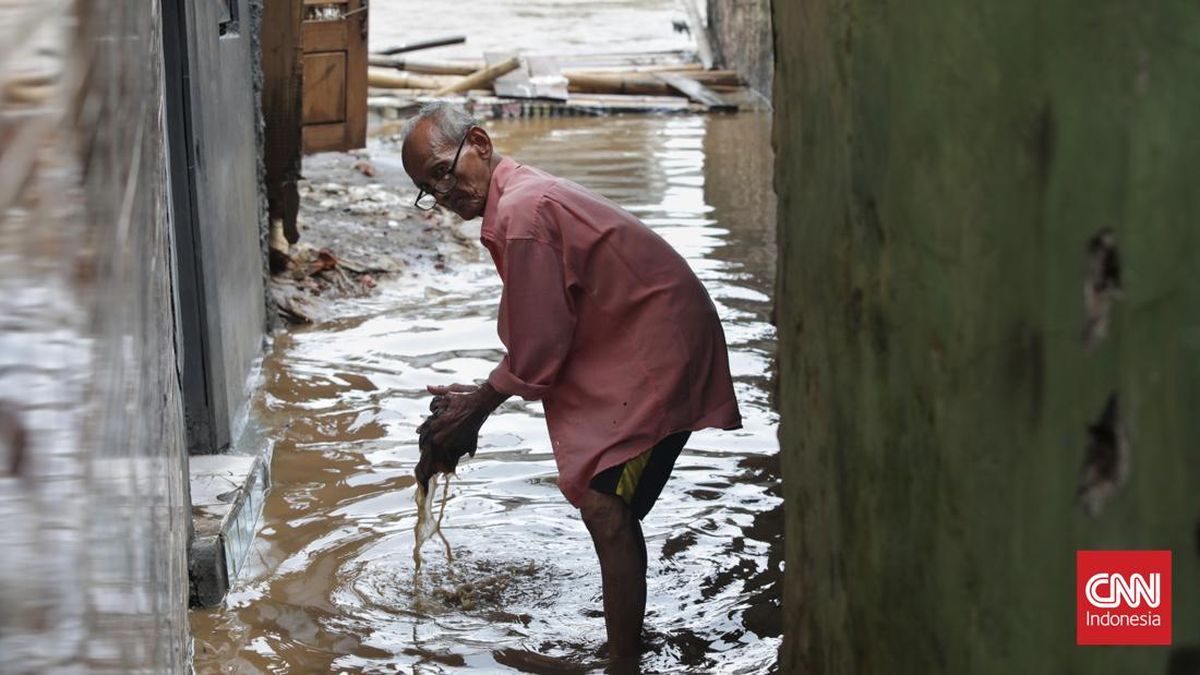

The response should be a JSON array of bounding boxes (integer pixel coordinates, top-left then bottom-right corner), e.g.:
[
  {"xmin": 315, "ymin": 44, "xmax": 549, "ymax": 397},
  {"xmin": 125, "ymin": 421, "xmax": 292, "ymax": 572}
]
[{"xmin": 192, "ymin": 5, "xmax": 778, "ymax": 663}]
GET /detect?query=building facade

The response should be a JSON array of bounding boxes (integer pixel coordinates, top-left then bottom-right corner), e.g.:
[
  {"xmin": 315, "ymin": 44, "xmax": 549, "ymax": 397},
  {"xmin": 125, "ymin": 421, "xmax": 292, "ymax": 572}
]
[{"xmin": 0, "ymin": 0, "xmax": 267, "ymax": 669}]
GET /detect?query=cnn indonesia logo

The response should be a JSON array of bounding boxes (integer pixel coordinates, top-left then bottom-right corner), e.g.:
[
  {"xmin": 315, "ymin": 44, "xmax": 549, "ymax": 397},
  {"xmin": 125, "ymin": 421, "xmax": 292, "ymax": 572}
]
[{"xmin": 1077, "ymin": 550, "xmax": 1172, "ymax": 645}]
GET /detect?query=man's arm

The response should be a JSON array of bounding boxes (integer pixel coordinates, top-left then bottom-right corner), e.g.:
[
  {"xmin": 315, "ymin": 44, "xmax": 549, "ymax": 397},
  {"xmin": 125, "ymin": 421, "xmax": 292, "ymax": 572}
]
[
  {"xmin": 417, "ymin": 238, "xmax": 573, "ymax": 465},
  {"xmin": 486, "ymin": 239, "xmax": 577, "ymax": 400},
  {"xmin": 417, "ymin": 381, "xmax": 511, "ymax": 463}
]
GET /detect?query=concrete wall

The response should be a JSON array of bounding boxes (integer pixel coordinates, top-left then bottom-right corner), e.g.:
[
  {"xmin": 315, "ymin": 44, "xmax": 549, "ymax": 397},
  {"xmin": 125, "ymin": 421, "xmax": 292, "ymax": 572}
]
[
  {"xmin": 0, "ymin": 3, "xmax": 191, "ymax": 670},
  {"xmin": 773, "ymin": 1, "xmax": 1200, "ymax": 672},
  {"xmin": 707, "ymin": 0, "xmax": 773, "ymax": 99}
]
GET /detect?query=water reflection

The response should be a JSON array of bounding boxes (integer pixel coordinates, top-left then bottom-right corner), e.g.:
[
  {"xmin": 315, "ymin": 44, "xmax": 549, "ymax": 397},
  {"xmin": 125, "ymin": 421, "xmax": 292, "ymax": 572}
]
[{"xmin": 191, "ymin": 113, "xmax": 779, "ymax": 673}]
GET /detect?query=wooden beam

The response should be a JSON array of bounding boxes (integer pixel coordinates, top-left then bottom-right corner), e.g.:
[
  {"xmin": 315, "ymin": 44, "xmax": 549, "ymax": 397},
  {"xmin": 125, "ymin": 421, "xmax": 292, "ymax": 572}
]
[
  {"xmin": 302, "ymin": 19, "xmax": 346, "ymax": 52},
  {"xmin": 262, "ymin": 0, "xmax": 303, "ymax": 244},
  {"xmin": 343, "ymin": 0, "xmax": 368, "ymax": 150},
  {"xmin": 654, "ymin": 72, "xmax": 737, "ymax": 111},
  {"xmin": 303, "ymin": 122, "xmax": 348, "ymax": 153}
]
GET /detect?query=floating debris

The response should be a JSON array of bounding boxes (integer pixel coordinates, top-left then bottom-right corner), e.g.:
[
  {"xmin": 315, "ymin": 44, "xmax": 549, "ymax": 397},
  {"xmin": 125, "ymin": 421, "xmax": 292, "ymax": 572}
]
[
  {"xmin": 413, "ymin": 393, "xmax": 475, "ymax": 571},
  {"xmin": 413, "ymin": 471, "xmax": 454, "ymax": 573}
]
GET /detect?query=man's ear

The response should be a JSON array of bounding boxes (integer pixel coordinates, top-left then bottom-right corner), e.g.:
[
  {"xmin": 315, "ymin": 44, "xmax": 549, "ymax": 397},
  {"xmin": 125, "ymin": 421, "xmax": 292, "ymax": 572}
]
[{"xmin": 468, "ymin": 126, "xmax": 493, "ymax": 160}]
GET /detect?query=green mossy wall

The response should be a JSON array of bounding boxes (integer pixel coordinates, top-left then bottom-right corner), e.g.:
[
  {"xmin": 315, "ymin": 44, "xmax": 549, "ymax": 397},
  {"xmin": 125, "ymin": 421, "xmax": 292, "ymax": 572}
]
[{"xmin": 773, "ymin": 2, "xmax": 1200, "ymax": 672}]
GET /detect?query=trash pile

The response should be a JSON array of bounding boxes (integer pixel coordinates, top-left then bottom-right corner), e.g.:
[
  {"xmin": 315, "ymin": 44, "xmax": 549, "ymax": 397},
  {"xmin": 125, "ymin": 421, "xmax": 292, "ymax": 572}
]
[
  {"xmin": 267, "ymin": 152, "xmax": 475, "ymax": 324},
  {"xmin": 367, "ymin": 20, "xmax": 748, "ymax": 121}
]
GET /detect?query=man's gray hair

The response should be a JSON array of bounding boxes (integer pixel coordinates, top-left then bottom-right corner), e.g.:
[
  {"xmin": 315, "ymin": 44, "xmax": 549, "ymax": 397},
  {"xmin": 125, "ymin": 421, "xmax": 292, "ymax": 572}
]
[{"xmin": 401, "ymin": 101, "xmax": 478, "ymax": 147}]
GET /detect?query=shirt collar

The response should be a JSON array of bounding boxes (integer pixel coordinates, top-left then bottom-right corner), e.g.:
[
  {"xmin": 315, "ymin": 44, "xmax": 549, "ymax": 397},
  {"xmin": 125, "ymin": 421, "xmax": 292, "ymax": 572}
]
[{"xmin": 481, "ymin": 156, "xmax": 520, "ymax": 241}]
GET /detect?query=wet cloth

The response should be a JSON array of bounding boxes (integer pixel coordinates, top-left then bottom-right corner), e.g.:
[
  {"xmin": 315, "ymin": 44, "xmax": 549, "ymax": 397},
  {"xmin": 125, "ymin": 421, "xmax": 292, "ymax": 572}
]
[
  {"xmin": 588, "ymin": 431, "xmax": 690, "ymax": 520},
  {"xmin": 480, "ymin": 157, "xmax": 741, "ymax": 507}
]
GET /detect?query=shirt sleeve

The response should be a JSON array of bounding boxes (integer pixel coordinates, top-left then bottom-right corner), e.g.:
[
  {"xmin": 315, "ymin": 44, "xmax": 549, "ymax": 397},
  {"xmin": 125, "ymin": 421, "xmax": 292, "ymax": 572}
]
[{"xmin": 487, "ymin": 239, "xmax": 576, "ymax": 401}]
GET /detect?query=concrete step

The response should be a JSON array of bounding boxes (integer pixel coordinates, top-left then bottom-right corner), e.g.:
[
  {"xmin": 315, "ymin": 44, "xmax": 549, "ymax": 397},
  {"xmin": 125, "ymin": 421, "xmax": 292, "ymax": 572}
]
[{"xmin": 187, "ymin": 440, "xmax": 272, "ymax": 607}]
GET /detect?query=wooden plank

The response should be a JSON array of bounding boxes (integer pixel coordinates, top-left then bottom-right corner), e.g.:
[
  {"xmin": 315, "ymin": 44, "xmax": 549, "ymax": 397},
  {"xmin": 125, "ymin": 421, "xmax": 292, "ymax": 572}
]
[
  {"xmin": 262, "ymin": 0, "xmax": 304, "ymax": 244},
  {"xmin": 676, "ymin": 70, "xmax": 740, "ymax": 86},
  {"xmin": 302, "ymin": 19, "xmax": 346, "ymax": 52},
  {"xmin": 303, "ymin": 122, "xmax": 347, "ymax": 154},
  {"xmin": 654, "ymin": 72, "xmax": 737, "ymax": 111},
  {"xmin": 343, "ymin": 0, "xmax": 368, "ymax": 149},
  {"xmin": 303, "ymin": 52, "xmax": 346, "ymax": 123}
]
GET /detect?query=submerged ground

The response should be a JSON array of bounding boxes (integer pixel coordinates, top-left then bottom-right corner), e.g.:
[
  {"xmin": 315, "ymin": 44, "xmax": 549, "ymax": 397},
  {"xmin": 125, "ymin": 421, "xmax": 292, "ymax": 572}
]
[{"xmin": 192, "ymin": 1, "xmax": 782, "ymax": 671}]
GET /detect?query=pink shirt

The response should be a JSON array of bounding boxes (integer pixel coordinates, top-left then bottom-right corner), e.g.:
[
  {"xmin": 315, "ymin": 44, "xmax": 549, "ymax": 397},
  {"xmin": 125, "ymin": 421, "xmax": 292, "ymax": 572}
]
[{"xmin": 481, "ymin": 157, "xmax": 742, "ymax": 507}]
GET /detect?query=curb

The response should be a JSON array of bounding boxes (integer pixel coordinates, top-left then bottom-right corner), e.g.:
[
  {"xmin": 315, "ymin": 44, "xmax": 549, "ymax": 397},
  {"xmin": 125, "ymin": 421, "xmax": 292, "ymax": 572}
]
[{"xmin": 187, "ymin": 440, "xmax": 273, "ymax": 607}]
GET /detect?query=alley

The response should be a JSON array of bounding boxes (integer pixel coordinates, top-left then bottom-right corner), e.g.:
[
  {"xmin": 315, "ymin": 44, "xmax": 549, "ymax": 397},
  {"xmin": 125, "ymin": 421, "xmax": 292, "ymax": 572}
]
[{"xmin": 191, "ymin": 108, "xmax": 780, "ymax": 672}]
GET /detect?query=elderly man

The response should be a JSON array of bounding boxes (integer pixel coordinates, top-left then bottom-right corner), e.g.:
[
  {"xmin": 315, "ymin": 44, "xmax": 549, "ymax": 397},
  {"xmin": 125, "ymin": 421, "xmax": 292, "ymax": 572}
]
[{"xmin": 403, "ymin": 102, "xmax": 741, "ymax": 661}]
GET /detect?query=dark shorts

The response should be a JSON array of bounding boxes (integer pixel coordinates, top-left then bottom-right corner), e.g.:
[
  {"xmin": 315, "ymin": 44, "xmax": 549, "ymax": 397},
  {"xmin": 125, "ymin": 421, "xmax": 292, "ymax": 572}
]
[{"xmin": 588, "ymin": 431, "xmax": 690, "ymax": 520}]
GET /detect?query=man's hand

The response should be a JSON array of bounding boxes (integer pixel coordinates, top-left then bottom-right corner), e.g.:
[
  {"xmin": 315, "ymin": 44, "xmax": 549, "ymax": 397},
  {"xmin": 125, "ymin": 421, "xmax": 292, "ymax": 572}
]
[{"xmin": 414, "ymin": 381, "xmax": 509, "ymax": 488}]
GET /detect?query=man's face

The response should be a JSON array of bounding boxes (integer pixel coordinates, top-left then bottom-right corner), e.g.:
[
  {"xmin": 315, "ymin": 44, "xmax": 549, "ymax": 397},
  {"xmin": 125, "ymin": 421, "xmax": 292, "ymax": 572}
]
[{"xmin": 402, "ymin": 119, "xmax": 494, "ymax": 221}]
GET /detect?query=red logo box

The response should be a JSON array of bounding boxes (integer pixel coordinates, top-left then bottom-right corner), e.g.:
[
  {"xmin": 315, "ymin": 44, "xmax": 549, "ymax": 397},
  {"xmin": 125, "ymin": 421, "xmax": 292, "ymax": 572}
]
[{"xmin": 1077, "ymin": 549, "xmax": 1172, "ymax": 645}]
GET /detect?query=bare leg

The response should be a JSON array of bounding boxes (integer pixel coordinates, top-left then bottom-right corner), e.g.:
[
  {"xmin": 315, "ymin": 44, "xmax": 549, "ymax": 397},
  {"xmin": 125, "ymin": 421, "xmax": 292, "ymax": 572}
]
[{"xmin": 580, "ymin": 488, "xmax": 646, "ymax": 662}]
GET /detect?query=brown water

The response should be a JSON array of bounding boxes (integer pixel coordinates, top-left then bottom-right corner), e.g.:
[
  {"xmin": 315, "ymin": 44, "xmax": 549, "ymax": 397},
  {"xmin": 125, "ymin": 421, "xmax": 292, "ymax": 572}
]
[
  {"xmin": 367, "ymin": 0, "xmax": 697, "ymax": 61},
  {"xmin": 190, "ymin": 112, "xmax": 779, "ymax": 673}
]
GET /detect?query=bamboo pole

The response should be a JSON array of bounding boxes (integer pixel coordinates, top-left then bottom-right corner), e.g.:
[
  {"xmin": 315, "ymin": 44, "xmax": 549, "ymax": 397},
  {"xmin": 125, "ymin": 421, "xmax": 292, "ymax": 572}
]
[
  {"xmin": 367, "ymin": 68, "xmax": 455, "ymax": 90},
  {"xmin": 655, "ymin": 72, "xmax": 737, "ymax": 111},
  {"xmin": 565, "ymin": 72, "xmax": 671, "ymax": 96},
  {"xmin": 366, "ymin": 65, "xmax": 741, "ymax": 97},
  {"xmin": 564, "ymin": 70, "xmax": 740, "ymax": 96},
  {"xmin": 367, "ymin": 57, "xmax": 484, "ymax": 75},
  {"xmin": 432, "ymin": 56, "xmax": 522, "ymax": 96}
]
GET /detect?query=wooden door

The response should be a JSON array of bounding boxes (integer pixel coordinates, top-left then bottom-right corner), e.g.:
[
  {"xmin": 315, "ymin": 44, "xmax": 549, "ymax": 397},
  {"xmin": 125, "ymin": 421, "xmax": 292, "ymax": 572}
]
[{"xmin": 301, "ymin": 0, "xmax": 367, "ymax": 153}]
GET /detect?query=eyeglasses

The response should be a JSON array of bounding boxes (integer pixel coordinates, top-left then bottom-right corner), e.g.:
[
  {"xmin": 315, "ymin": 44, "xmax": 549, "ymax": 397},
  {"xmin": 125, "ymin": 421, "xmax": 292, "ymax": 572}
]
[{"xmin": 414, "ymin": 128, "xmax": 471, "ymax": 211}]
